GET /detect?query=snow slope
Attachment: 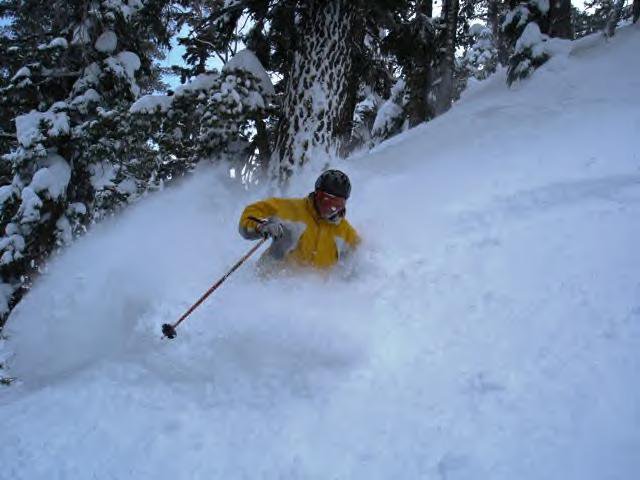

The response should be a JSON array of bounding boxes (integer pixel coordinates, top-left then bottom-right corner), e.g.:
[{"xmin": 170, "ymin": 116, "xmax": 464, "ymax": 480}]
[{"xmin": 1, "ymin": 25, "xmax": 639, "ymax": 480}]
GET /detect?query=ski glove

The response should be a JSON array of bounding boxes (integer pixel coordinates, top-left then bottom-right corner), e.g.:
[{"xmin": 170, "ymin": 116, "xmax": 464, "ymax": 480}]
[{"xmin": 256, "ymin": 217, "xmax": 286, "ymax": 240}]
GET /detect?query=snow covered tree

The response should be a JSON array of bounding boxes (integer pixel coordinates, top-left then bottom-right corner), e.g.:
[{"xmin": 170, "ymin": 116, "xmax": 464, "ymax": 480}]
[
  {"xmin": 604, "ymin": 0, "xmax": 627, "ymax": 37},
  {"xmin": 502, "ymin": 0, "xmax": 552, "ymax": 85},
  {"xmin": 576, "ymin": 0, "xmax": 636, "ymax": 37},
  {"xmin": 463, "ymin": 23, "xmax": 499, "ymax": 80},
  {"xmin": 0, "ymin": 0, "xmax": 172, "ymax": 325},
  {"xmin": 130, "ymin": 49, "xmax": 275, "ymax": 180},
  {"xmin": 487, "ymin": 0, "xmax": 511, "ymax": 65},
  {"xmin": 269, "ymin": 0, "xmax": 363, "ymax": 183},
  {"xmin": 171, "ymin": 0, "xmax": 417, "ymax": 184},
  {"xmin": 382, "ymin": 0, "xmax": 436, "ymax": 127},
  {"xmin": 370, "ymin": 79, "xmax": 407, "ymax": 145}
]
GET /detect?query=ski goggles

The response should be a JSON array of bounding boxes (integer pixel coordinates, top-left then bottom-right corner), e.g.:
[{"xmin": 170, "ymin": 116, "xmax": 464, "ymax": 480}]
[{"xmin": 315, "ymin": 189, "xmax": 347, "ymax": 217}]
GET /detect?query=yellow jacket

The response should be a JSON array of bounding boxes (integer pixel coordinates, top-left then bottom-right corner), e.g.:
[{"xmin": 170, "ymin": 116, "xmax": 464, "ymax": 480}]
[{"xmin": 239, "ymin": 195, "xmax": 360, "ymax": 269}]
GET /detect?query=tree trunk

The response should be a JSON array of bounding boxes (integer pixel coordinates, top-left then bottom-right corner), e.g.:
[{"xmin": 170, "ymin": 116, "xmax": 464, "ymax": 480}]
[
  {"xmin": 436, "ymin": 0, "xmax": 459, "ymax": 115},
  {"xmin": 406, "ymin": 0, "xmax": 434, "ymax": 127},
  {"xmin": 336, "ymin": 14, "xmax": 365, "ymax": 157},
  {"xmin": 633, "ymin": 0, "xmax": 639, "ymax": 23},
  {"xmin": 270, "ymin": 0, "xmax": 357, "ymax": 185},
  {"xmin": 488, "ymin": 0, "xmax": 509, "ymax": 66},
  {"xmin": 605, "ymin": 0, "xmax": 626, "ymax": 37},
  {"xmin": 254, "ymin": 117, "xmax": 271, "ymax": 176},
  {"xmin": 418, "ymin": 0, "xmax": 432, "ymax": 17},
  {"xmin": 548, "ymin": 0, "xmax": 574, "ymax": 39},
  {"xmin": 406, "ymin": 62, "xmax": 432, "ymax": 127}
]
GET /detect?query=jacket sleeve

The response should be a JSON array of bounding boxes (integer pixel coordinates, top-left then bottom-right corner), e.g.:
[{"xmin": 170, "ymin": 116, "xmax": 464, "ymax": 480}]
[
  {"xmin": 338, "ymin": 220, "xmax": 361, "ymax": 253},
  {"xmin": 343, "ymin": 221, "xmax": 361, "ymax": 248},
  {"xmin": 238, "ymin": 198, "xmax": 280, "ymax": 240}
]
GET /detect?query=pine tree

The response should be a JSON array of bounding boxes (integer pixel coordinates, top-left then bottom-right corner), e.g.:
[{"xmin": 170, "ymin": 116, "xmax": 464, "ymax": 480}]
[
  {"xmin": 130, "ymin": 49, "xmax": 275, "ymax": 183},
  {"xmin": 502, "ymin": 0, "xmax": 552, "ymax": 85},
  {"xmin": 463, "ymin": 23, "xmax": 499, "ymax": 80},
  {"xmin": 0, "ymin": 0, "xmax": 172, "ymax": 325},
  {"xmin": 370, "ymin": 79, "xmax": 407, "ymax": 145},
  {"xmin": 549, "ymin": 0, "xmax": 573, "ymax": 38},
  {"xmin": 270, "ymin": 0, "xmax": 362, "ymax": 182},
  {"xmin": 604, "ymin": 0, "xmax": 626, "ymax": 37},
  {"xmin": 435, "ymin": 0, "xmax": 461, "ymax": 114},
  {"xmin": 382, "ymin": 0, "xmax": 436, "ymax": 128},
  {"xmin": 172, "ymin": 0, "xmax": 413, "ymax": 183},
  {"xmin": 487, "ymin": 0, "xmax": 511, "ymax": 65}
]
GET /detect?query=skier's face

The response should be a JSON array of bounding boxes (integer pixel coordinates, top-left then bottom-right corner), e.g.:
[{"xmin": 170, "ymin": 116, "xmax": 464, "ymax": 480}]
[{"xmin": 314, "ymin": 190, "xmax": 346, "ymax": 220}]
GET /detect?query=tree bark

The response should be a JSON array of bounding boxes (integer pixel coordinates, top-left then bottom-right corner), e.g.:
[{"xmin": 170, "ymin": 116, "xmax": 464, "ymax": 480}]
[
  {"xmin": 254, "ymin": 117, "xmax": 271, "ymax": 176},
  {"xmin": 336, "ymin": 14, "xmax": 365, "ymax": 157},
  {"xmin": 548, "ymin": 0, "xmax": 574, "ymax": 39},
  {"xmin": 605, "ymin": 0, "xmax": 626, "ymax": 37},
  {"xmin": 417, "ymin": 0, "xmax": 432, "ymax": 17},
  {"xmin": 488, "ymin": 0, "xmax": 509, "ymax": 66},
  {"xmin": 406, "ymin": 0, "xmax": 434, "ymax": 127},
  {"xmin": 270, "ymin": 0, "xmax": 357, "ymax": 184},
  {"xmin": 435, "ymin": 0, "xmax": 459, "ymax": 115},
  {"xmin": 633, "ymin": 0, "xmax": 639, "ymax": 23}
]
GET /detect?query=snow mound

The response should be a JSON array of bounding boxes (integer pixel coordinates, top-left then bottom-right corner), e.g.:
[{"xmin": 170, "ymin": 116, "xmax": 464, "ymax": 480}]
[
  {"xmin": 224, "ymin": 48, "xmax": 275, "ymax": 96},
  {"xmin": 95, "ymin": 31, "xmax": 118, "ymax": 53}
]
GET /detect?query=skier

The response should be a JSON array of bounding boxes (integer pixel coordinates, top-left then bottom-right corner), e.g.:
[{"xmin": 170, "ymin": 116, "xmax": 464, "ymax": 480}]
[{"xmin": 239, "ymin": 169, "xmax": 360, "ymax": 270}]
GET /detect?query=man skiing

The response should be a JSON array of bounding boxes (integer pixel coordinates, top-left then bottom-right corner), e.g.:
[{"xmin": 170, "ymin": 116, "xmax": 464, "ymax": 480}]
[{"xmin": 239, "ymin": 169, "xmax": 360, "ymax": 270}]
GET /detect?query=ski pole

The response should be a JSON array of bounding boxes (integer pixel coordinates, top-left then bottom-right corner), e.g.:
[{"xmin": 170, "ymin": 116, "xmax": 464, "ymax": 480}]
[{"xmin": 162, "ymin": 217, "xmax": 268, "ymax": 339}]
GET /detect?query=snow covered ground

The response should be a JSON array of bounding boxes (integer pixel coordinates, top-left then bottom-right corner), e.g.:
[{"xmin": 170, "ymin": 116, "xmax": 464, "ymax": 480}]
[{"xmin": 1, "ymin": 25, "xmax": 639, "ymax": 480}]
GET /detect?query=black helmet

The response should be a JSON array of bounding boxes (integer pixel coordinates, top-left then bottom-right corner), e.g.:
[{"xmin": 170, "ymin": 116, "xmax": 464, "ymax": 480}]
[{"xmin": 315, "ymin": 169, "xmax": 351, "ymax": 199}]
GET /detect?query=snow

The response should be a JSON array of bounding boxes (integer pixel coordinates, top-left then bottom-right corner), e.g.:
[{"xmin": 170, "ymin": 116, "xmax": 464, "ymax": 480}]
[
  {"xmin": 116, "ymin": 177, "xmax": 137, "ymax": 195},
  {"xmin": 68, "ymin": 202, "xmax": 87, "ymax": 216},
  {"xmin": 0, "ymin": 185, "xmax": 16, "ymax": 207},
  {"xmin": 531, "ymin": 0, "xmax": 550, "ymax": 14},
  {"xmin": 2, "ymin": 25, "xmax": 640, "ymax": 480},
  {"xmin": 56, "ymin": 215, "xmax": 73, "ymax": 245},
  {"xmin": 16, "ymin": 187, "xmax": 42, "ymax": 223},
  {"xmin": 371, "ymin": 100, "xmax": 403, "ymax": 136},
  {"xmin": 502, "ymin": 5, "xmax": 530, "ymax": 30},
  {"xmin": 116, "ymin": 51, "xmax": 141, "ymax": 78},
  {"xmin": 174, "ymin": 72, "xmax": 220, "ymax": 97},
  {"xmin": 469, "ymin": 22, "xmax": 487, "ymax": 37},
  {"xmin": 131, "ymin": 73, "xmax": 220, "ymax": 114},
  {"xmin": 223, "ymin": 49, "xmax": 275, "ymax": 96},
  {"xmin": 516, "ymin": 22, "xmax": 546, "ymax": 53},
  {"xmin": 0, "ymin": 233, "xmax": 25, "ymax": 265},
  {"xmin": 15, "ymin": 109, "xmax": 70, "ymax": 148},
  {"xmin": 70, "ymin": 88, "xmax": 101, "ymax": 112},
  {"xmin": 95, "ymin": 31, "xmax": 118, "ymax": 53},
  {"xmin": 372, "ymin": 79, "xmax": 405, "ymax": 137},
  {"xmin": 47, "ymin": 37, "xmax": 68, "ymax": 49},
  {"xmin": 71, "ymin": 21, "xmax": 91, "ymax": 45},
  {"xmin": 72, "ymin": 62, "xmax": 102, "ymax": 95},
  {"xmin": 130, "ymin": 94, "xmax": 174, "ymax": 114},
  {"xmin": 11, "ymin": 66, "xmax": 31, "ymax": 82},
  {"xmin": 0, "ymin": 282, "xmax": 13, "ymax": 315},
  {"xmin": 89, "ymin": 161, "xmax": 116, "ymax": 190},
  {"xmin": 104, "ymin": 51, "xmax": 141, "ymax": 97},
  {"xmin": 104, "ymin": 0, "xmax": 144, "ymax": 20},
  {"xmin": 28, "ymin": 153, "xmax": 71, "ymax": 200}
]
